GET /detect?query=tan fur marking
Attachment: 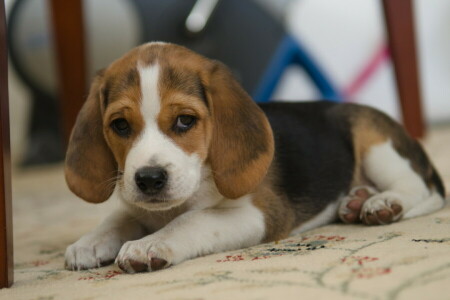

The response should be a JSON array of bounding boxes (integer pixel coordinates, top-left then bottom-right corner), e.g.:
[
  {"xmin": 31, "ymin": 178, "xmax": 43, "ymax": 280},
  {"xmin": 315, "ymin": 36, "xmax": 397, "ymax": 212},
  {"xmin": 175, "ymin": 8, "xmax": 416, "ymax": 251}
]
[
  {"xmin": 103, "ymin": 99, "xmax": 144, "ymax": 170},
  {"xmin": 204, "ymin": 63, "xmax": 274, "ymax": 199},
  {"xmin": 253, "ymin": 186, "xmax": 295, "ymax": 243},
  {"xmin": 65, "ymin": 73, "xmax": 117, "ymax": 203},
  {"xmin": 351, "ymin": 114, "xmax": 388, "ymax": 186},
  {"xmin": 157, "ymin": 92, "xmax": 212, "ymax": 160},
  {"xmin": 345, "ymin": 104, "xmax": 444, "ymax": 196},
  {"xmin": 252, "ymin": 173, "xmax": 296, "ymax": 243}
]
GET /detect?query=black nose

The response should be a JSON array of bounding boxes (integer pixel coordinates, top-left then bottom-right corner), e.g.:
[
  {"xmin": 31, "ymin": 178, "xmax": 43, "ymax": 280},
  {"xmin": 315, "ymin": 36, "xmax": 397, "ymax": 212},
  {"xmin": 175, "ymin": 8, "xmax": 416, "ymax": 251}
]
[{"xmin": 135, "ymin": 167, "xmax": 168, "ymax": 195}]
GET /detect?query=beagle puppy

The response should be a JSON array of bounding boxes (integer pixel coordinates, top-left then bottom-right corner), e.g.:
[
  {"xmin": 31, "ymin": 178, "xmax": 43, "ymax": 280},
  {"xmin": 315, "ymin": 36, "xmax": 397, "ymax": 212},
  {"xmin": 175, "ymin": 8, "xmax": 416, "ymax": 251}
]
[{"xmin": 65, "ymin": 42, "xmax": 445, "ymax": 273}]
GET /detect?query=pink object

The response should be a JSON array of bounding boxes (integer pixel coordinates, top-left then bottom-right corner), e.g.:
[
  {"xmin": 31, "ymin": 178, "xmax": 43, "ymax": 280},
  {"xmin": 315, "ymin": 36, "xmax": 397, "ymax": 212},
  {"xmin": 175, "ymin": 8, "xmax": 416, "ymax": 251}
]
[{"xmin": 343, "ymin": 44, "xmax": 390, "ymax": 101}]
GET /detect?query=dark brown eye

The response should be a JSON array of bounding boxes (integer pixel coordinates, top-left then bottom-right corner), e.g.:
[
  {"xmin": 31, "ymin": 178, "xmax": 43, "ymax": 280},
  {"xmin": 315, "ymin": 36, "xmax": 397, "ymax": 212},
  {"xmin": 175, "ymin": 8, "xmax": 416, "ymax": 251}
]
[
  {"xmin": 173, "ymin": 115, "xmax": 197, "ymax": 133},
  {"xmin": 110, "ymin": 118, "xmax": 130, "ymax": 137}
]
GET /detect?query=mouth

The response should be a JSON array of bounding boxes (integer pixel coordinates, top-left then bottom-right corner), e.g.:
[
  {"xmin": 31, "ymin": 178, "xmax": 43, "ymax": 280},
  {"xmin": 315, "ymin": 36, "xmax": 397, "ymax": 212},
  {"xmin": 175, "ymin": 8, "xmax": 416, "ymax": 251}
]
[
  {"xmin": 146, "ymin": 198, "xmax": 166, "ymax": 203},
  {"xmin": 131, "ymin": 195, "xmax": 185, "ymax": 212},
  {"xmin": 134, "ymin": 194, "xmax": 168, "ymax": 204}
]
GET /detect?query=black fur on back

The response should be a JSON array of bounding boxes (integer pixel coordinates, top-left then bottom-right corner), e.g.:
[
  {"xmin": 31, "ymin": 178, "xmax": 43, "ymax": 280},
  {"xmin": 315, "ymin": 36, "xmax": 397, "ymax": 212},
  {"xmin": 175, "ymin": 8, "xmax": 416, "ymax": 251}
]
[{"xmin": 259, "ymin": 101, "xmax": 355, "ymax": 220}]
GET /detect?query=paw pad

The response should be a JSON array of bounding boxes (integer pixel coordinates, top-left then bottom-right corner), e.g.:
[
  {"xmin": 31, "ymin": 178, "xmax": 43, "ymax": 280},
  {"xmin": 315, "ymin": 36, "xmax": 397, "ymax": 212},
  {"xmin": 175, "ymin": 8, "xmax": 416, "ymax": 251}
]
[
  {"xmin": 339, "ymin": 186, "xmax": 378, "ymax": 224},
  {"xmin": 150, "ymin": 257, "xmax": 168, "ymax": 271},
  {"xmin": 128, "ymin": 259, "xmax": 148, "ymax": 273},
  {"xmin": 360, "ymin": 194, "xmax": 403, "ymax": 225}
]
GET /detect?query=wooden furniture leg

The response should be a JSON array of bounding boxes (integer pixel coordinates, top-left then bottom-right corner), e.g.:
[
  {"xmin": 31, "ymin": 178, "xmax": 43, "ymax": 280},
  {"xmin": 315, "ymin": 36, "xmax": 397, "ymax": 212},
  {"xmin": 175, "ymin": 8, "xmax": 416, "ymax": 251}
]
[
  {"xmin": 0, "ymin": 0, "xmax": 14, "ymax": 289},
  {"xmin": 382, "ymin": 0, "xmax": 424, "ymax": 138},
  {"xmin": 49, "ymin": 0, "xmax": 87, "ymax": 142}
]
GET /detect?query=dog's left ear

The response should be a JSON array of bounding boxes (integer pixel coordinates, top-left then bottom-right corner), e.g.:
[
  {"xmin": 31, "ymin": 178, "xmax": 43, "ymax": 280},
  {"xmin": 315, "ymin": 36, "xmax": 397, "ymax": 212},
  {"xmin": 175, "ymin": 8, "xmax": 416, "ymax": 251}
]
[{"xmin": 203, "ymin": 61, "xmax": 274, "ymax": 199}]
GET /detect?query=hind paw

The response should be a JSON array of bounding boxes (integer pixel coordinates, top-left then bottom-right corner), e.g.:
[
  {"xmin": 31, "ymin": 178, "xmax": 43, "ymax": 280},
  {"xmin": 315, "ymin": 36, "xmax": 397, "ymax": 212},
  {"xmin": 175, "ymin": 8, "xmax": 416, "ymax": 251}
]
[
  {"xmin": 339, "ymin": 186, "xmax": 378, "ymax": 224},
  {"xmin": 360, "ymin": 191, "xmax": 403, "ymax": 225}
]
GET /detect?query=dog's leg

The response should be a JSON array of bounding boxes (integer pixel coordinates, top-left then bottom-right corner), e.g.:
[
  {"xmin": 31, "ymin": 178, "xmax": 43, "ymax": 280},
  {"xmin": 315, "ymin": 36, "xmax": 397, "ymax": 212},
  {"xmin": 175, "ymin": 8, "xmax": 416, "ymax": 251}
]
[
  {"xmin": 115, "ymin": 196, "xmax": 265, "ymax": 273},
  {"xmin": 359, "ymin": 140, "xmax": 445, "ymax": 225},
  {"xmin": 65, "ymin": 209, "xmax": 146, "ymax": 270}
]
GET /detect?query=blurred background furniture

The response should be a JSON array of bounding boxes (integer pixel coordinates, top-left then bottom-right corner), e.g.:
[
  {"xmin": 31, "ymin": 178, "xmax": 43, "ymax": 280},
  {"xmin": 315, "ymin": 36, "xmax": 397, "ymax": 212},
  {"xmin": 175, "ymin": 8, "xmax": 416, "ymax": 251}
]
[
  {"xmin": 9, "ymin": 0, "xmax": 342, "ymax": 166},
  {"xmin": 5, "ymin": 0, "xmax": 424, "ymax": 167},
  {"xmin": 47, "ymin": 0, "xmax": 425, "ymax": 141},
  {"xmin": 383, "ymin": 0, "xmax": 424, "ymax": 138},
  {"xmin": 253, "ymin": 35, "xmax": 342, "ymax": 103},
  {"xmin": 49, "ymin": 0, "xmax": 342, "ymax": 137},
  {"xmin": 49, "ymin": 0, "xmax": 424, "ymax": 140},
  {"xmin": 0, "ymin": 0, "xmax": 13, "ymax": 289}
]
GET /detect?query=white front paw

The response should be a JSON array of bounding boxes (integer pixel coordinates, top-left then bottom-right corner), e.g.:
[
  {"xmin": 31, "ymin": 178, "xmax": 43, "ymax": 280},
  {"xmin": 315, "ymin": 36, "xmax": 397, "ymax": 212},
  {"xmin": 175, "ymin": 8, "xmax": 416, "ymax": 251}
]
[
  {"xmin": 116, "ymin": 236, "xmax": 173, "ymax": 273},
  {"xmin": 65, "ymin": 234, "xmax": 123, "ymax": 271}
]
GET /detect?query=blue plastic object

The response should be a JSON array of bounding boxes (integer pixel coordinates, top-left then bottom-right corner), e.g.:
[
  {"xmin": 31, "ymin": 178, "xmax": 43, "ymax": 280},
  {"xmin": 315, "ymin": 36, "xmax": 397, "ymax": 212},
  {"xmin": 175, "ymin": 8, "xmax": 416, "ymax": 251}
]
[{"xmin": 253, "ymin": 35, "xmax": 342, "ymax": 102}]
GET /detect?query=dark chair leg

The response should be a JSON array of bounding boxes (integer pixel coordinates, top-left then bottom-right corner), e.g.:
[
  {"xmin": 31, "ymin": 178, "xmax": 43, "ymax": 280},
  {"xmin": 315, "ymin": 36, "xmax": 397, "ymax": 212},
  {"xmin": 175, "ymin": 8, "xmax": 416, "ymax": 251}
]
[
  {"xmin": 0, "ymin": 0, "xmax": 14, "ymax": 289},
  {"xmin": 49, "ymin": 0, "xmax": 87, "ymax": 143},
  {"xmin": 382, "ymin": 0, "xmax": 424, "ymax": 138}
]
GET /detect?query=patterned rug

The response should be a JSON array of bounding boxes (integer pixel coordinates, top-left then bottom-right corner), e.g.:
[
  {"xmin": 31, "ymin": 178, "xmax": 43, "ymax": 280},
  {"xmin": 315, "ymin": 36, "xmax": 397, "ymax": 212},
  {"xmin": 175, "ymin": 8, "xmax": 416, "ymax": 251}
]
[{"xmin": 2, "ymin": 126, "xmax": 450, "ymax": 300}]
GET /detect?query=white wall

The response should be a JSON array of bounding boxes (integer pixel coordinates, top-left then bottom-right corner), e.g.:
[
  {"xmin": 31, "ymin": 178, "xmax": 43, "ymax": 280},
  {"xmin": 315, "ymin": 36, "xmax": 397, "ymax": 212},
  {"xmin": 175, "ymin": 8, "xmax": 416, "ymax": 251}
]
[{"xmin": 416, "ymin": 0, "xmax": 450, "ymax": 122}]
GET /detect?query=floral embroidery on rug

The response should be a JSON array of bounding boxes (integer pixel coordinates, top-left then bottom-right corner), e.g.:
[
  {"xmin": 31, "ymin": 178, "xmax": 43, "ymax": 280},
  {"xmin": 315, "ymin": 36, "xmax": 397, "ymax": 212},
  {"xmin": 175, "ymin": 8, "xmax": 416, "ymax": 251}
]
[
  {"xmin": 215, "ymin": 234, "xmax": 348, "ymax": 263},
  {"xmin": 78, "ymin": 270, "xmax": 123, "ymax": 281}
]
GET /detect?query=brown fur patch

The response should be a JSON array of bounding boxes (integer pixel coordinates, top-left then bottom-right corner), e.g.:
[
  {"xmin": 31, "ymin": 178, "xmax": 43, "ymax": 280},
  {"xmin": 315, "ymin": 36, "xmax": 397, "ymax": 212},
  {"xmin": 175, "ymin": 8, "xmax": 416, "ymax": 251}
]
[
  {"xmin": 336, "ymin": 104, "xmax": 445, "ymax": 196},
  {"xmin": 65, "ymin": 74, "xmax": 117, "ymax": 203},
  {"xmin": 99, "ymin": 48, "xmax": 146, "ymax": 171},
  {"xmin": 103, "ymin": 99, "xmax": 144, "ymax": 170},
  {"xmin": 160, "ymin": 66, "xmax": 207, "ymax": 104},
  {"xmin": 350, "ymin": 109, "xmax": 388, "ymax": 186},
  {"xmin": 157, "ymin": 92, "xmax": 212, "ymax": 160},
  {"xmin": 252, "ymin": 171, "xmax": 296, "ymax": 242},
  {"xmin": 203, "ymin": 62, "xmax": 275, "ymax": 199}
]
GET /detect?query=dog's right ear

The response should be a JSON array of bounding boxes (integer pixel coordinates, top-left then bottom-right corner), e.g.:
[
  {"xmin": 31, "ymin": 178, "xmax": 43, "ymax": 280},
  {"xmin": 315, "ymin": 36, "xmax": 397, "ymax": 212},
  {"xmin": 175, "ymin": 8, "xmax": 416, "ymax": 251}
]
[{"xmin": 65, "ymin": 72, "xmax": 117, "ymax": 203}]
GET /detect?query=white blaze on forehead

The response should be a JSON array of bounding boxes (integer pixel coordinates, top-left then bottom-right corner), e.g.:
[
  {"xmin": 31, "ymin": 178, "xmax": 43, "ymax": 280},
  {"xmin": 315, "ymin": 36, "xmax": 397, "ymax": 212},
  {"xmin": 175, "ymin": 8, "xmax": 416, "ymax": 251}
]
[
  {"xmin": 145, "ymin": 41, "xmax": 168, "ymax": 46},
  {"xmin": 138, "ymin": 63, "xmax": 161, "ymax": 122},
  {"xmin": 121, "ymin": 62, "xmax": 203, "ymax": 208}
]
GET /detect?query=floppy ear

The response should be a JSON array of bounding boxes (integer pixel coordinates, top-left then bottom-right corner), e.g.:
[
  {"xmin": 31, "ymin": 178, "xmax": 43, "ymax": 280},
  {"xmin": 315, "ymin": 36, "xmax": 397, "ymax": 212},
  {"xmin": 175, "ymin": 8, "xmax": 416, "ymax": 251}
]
[
  {"xmin": 205, "ymin": 61, "xmax": 274, "ymax": 199},
  {"xmin": 64, "ymin": 73, "xmax": 117, "ymax": 203}
]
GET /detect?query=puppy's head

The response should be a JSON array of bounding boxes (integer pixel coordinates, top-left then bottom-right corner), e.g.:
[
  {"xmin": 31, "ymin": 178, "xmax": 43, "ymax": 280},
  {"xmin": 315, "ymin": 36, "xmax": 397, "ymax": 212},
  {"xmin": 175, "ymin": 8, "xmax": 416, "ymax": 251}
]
[{"xmin": 65, "ymin": 43, "xmax": 274, "ymax": 210}]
